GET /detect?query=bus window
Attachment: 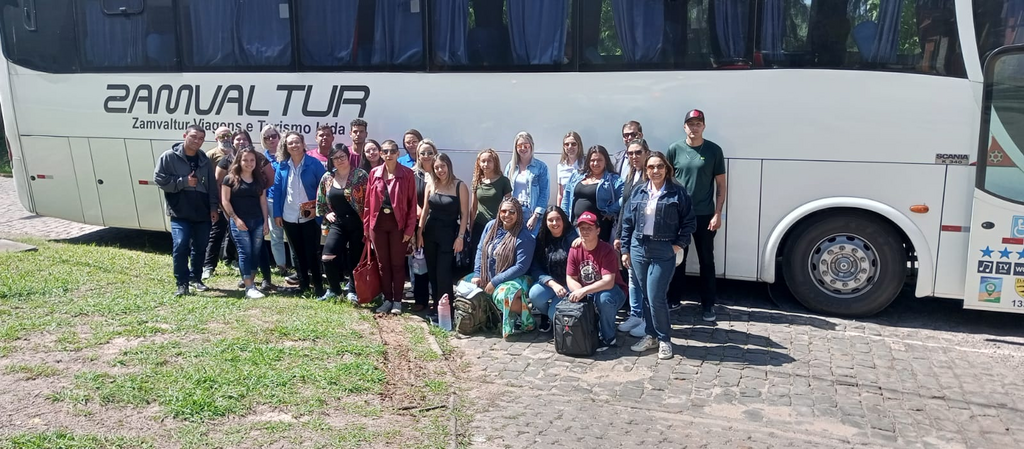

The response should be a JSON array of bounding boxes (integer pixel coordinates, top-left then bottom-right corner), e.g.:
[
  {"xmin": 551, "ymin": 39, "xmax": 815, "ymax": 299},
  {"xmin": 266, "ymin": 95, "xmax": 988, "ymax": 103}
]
[
  {"xmin": 579, "ymin": 0, "xmax": 749, "ymax": 71},
  {"xmin": 980, "ymin": 51, "xmax": 1024, "ymax": 203},
  {"xmin": 296, "ymin": 0, "xmax": 358, "ymax": 67},
  {"xmin": 369, "ymin": 0, "xmax": 424, "ymax": 67},
  {"xmin": 77, "ymin": 0, "xmax": 177, "ymax": 70},
  {"xmin": 759, "ymin": 0, "xmax": 965, "ymax": 77},
  {"xmin": 433, "ymin": 0, "xmax": 572, "ymax": 70},
  {"xmin": 974, "ymin": 0, "xmax": 1024, "ymax": 65},
  {"xmin": 0, "ymin": 0, "xmax": 79, "ymax": 73},
  {"xmin": 178, "ymin": 0, "xmax": 292, "ymax": 69}
]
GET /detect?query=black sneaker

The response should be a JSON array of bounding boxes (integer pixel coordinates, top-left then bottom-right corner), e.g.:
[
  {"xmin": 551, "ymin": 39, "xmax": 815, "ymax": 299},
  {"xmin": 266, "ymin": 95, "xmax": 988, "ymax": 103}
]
[
  {"xmin": 596, "ymin": 338, "xmax": 617, "ymax": 352},
  {"xmin": 260, "ymin": 279, "xmax": 275, "ymax": 292},
  {"xmin": 190, "ymin": 279, "xmax": 209, "ymax": 292},
  {"xmin": 668, "ymin": 301, "xmax": 683, "ymax": 312},
  {"xmin": 237, "ymin": 280, "xmax": 245, "ymax": 289},
  {"xmin": 702, "ymin": 308, "xmax": 717, "ymax": 323},
  {"xmin": 537, "ymin": 316, "xmax": 552, "ymax": 333},
  {"xmin": 285, "ymin": 274, "xmax": 300, "ymax": 286},
  {"xmin": 174, "ymin": 284, "xmax": 189, "ymax": 297}
]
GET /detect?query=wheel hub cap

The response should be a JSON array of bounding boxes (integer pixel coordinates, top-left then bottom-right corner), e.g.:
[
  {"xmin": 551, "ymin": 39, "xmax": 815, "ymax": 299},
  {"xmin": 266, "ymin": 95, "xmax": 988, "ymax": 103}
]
[{"xmin": 809, "ymin": 234, "xmax": 878, "ymax": 297}]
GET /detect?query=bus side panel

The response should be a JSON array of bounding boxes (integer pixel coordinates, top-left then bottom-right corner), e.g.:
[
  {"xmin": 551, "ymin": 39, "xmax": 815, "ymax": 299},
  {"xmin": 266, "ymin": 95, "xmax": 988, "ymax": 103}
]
[
  {"xmin": 759, "ymin": 161, "xmax": 946, "ymax": 285},
  {"xmin": 68, "ymin": 137, "xmax": 103, "ymax": 226},
  {"xmin": 19, "ymin": 136, "xmax": 84, "ymax": 223},
  {"xmin": 933, "ymin": 165, "xmax": 974, "ymax": 298},
  {"xmin": 724, "ymin": 159, "xmax": 761, "ymax": 280},
  {"xmin": 126, "ymin": 139, "xmax": 166, "ymax": 232},
  {"xmin": 88, "ymin": 139, "xmax": 140, "ymax": 229},
  {"xmin": 151, "ymin": 141, "xmax": 179, "ymax": 232}
]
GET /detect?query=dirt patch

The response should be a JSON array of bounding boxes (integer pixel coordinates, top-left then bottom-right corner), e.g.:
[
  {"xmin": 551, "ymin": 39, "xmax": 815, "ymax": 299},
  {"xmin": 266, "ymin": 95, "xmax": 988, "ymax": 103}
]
[{"xmin": 373, "ymin": 314, "xmax": 449, "ymax": 408}]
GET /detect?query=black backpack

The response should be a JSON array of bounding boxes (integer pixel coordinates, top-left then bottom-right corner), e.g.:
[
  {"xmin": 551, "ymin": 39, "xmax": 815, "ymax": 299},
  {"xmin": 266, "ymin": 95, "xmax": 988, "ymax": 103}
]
[
  {"xmin": 553, "ymin": 299, "xmax": 599, "ymax": 356},
  {"xmin": 454, "ymin": 290, "xmax": 499, "ymax": 335}
]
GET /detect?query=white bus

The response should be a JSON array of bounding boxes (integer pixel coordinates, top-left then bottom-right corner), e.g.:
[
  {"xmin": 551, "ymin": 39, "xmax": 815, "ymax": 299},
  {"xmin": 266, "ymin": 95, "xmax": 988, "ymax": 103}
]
[{"xmin": 1, "ymin": 0, "xmax": 1023, "ymax": 317}]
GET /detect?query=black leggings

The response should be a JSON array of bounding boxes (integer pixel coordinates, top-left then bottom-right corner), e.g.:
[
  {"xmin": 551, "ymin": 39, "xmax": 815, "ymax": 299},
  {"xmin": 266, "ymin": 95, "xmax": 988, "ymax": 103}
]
[
  {"xmin": 424, "ymin": 222, "xmax": 457, "ymax": 315},
  {"xmin": 322, "ymin": 218, "xmax": 363, "ymax": 294},
  {"xmin": 283, "ymin": 219, "xmax": 323, "ymax": 293}
]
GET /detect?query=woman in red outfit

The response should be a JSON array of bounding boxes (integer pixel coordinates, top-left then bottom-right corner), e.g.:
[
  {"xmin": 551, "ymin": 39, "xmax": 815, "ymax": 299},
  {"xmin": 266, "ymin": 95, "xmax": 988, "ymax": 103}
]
[{"xmin": 364, "ymin": 139, "xmax": 418, "ymax": 314}]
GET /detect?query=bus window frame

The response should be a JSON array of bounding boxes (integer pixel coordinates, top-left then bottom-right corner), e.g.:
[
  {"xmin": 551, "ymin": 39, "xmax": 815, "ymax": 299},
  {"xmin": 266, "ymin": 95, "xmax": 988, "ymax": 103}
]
[{"xmin": 974, "ymin": 44, "xmax": 1024, "ymax": 206}]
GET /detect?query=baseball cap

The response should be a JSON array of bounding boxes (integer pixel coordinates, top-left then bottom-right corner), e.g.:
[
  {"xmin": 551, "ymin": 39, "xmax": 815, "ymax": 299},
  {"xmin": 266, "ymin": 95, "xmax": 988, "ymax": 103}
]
[
  {"xmin": 576, "ymin": 211, "xmax": 599, "ymax": 227},
  {"xmin": 683, "ymin": 109, "xmax": 705, "ymax": 123}
]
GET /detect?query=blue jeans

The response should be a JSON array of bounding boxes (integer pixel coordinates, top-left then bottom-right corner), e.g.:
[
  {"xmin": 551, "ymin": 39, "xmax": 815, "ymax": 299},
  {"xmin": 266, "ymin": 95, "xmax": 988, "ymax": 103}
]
[
  {"xmin": 630, "ymin": 238, "xmax": 676, "ymax": 343},
  {"xmin": 626, "ymin": 267, "xmax": 643, "ymax": 318},
  {"xmin": 266, "ymin": 198, "xmax": 287, "ymax": 267},
  {"xmin": 229, "ymin": 218, "xmax": 264, "ymax": 282},
  {"xmin": 590, "ymin": 287, "xmax": 626, "ymax": 344},
  {"xmin": 528, "ymin": 282, "xmax": 563, "ymax": 322},
  {"xmin": 170, "ymin": 218, "xmax": 211, "ymax": 286}
]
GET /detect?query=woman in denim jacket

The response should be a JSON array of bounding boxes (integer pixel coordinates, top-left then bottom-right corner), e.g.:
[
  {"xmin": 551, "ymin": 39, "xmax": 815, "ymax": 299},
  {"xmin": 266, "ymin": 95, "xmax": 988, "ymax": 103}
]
[
  {"xmin": 620, "ymin": 151, "xmax": 696, "ymax": 360},
  {"xmin": 560, "ymin": 145, "xmax": 623, "ymax": 242},
  {"xmin": 504, "ymin": 131, "xmax": 550, "ymax": 236}
]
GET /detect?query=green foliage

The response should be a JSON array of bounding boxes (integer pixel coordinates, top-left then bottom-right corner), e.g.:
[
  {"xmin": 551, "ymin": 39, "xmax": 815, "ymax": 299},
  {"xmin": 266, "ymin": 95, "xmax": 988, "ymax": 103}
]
[{"xmin": 0, "ymin": 430, "xmax": 153, "ymax": 449}]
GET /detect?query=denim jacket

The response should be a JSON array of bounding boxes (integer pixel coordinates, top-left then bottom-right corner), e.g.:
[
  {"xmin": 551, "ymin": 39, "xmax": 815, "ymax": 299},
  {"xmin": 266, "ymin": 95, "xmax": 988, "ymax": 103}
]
[
  {"xmin": 272, "ymin": 155, "xmax": 326, "ymax": 221},
  {"xmin": 560, "ymin": 170, "xmax": 624, "ymax": 223},
  {"xmin": 473, "ymin": 219, "xmax": 536, "ymax": 287},
  {"xmin": 619, "ymin": 180, "xmax": 696, "ymax": 253},
  {"xmin": 504, "ymin": 158, "xmax": 550, "ymax": 216}
]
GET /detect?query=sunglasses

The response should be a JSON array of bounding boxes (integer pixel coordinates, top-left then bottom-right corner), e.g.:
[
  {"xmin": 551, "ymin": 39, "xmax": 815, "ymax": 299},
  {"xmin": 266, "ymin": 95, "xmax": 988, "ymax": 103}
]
[
  {"xmin": 627, "ymin": 150, "xmax": 647, "ymax": 156},
  {"xmin": 646, "ymin": 164, "xmax": 667, "ymax": 170},
  {"xmin": 265, "ymin": 134, "xmax": 280, "ymax": 139},
  {"xmin": 622, "ymin": 132, "xmax": 639, "ymax": 139},
  {"xmin": 419, "ymin": 152, "xmax": 436, "ymax": 157},
  {"xmin": 381, "ymin": 148, "xmax": 400, "ymax": 155}
]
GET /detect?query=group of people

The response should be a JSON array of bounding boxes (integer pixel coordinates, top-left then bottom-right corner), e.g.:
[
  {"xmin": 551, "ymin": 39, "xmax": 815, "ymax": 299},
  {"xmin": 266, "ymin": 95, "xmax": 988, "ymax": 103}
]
[{"xmin": 154, "ymin": 110, "xmax": 726, "ymax": 360}]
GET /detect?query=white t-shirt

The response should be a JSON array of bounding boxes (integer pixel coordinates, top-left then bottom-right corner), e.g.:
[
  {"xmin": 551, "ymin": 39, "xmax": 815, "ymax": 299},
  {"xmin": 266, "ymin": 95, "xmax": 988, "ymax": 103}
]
[
  {"xmin": 283, "ymin": 159, "xmax": 310, "ymax": 223},
  {"xmin": 642, "ymin": 182, "xmax": 665, "ymax": 236}
]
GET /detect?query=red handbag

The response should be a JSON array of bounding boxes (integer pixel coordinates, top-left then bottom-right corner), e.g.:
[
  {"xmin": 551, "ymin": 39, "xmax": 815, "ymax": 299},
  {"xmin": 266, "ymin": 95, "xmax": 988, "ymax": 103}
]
[{"xmin": 352, "ymin": 238, "xmax": 381, "ymax": 304}]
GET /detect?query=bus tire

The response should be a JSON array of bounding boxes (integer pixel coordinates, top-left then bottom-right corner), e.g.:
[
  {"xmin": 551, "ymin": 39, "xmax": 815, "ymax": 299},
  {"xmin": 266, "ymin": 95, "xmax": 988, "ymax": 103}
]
[{"xmin": 782, "ymin": 213, "xmax": 906, "ymax": 317}]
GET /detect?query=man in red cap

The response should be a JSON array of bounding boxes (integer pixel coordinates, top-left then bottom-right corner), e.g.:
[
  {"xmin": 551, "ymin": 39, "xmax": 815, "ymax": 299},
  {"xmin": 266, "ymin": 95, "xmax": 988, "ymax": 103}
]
[
  {"xmin": 566, "ymin": 211, "xmax": 628, "ymax": 351},
  {"xmin": 666, "ymin": 109, "xmax": 727, "ymax": 322}
]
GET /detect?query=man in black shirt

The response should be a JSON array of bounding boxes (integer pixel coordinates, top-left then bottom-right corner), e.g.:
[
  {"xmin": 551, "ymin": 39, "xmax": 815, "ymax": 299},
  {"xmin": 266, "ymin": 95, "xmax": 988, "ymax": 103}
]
[{"xmin": 154, "ymin": 125, "xmax": 219, "ymax": 296}]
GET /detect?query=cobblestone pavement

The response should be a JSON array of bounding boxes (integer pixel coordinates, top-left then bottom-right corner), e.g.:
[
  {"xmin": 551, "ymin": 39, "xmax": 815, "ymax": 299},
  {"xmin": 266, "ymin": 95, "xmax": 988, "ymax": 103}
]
[{"xmin": 4, "ymin": 177, "xmax": 1024, "ymax": 447}]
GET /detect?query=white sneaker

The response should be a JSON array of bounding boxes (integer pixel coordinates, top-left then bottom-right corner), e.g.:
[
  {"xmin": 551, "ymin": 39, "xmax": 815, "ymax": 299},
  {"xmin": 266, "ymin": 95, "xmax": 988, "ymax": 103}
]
[
  {"xmin": 245, "ymin": 287, "xmax": 265, "ymax": 299},
  {"xmin": 631, "ymin": 335, "xmax": 657, "ymax": 352},
  {"xmin": 617, "ymin": 316, "xmax": 643, "ymax": 332},
  {"xmin": 201, "ymin": 268, "xmax": 213, "ymax": 281},
  {"xmin": 629, "ymin": 322, "xmax": 647, "ymax": 338},
  {"xmin": 658, "ymin": 341, "xmax": 673, "ymax": 360},
  {"xmin": 346, "ymin": 292, "xmax": 359, "ymax": 304},
  {"xmin": 375, "ymin": 300, "xmax": 393, "ymax": 313},
  {"xmin": 390, "ymin": 301, "xmax": 402, "ymax": 315}
]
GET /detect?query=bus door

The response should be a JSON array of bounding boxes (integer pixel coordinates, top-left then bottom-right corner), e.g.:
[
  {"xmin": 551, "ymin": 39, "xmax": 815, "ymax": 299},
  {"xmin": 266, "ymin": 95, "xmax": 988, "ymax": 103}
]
[{"xmin": 966, "ymin": 46, "xmax": 1024, "ymax": 313}]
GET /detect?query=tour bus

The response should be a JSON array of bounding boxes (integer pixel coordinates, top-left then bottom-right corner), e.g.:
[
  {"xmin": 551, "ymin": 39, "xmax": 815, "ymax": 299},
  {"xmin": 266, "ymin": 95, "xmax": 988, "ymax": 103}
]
[{"xmin": 1, "ymin": 0, "xmax": 1022, "ymax": 317}]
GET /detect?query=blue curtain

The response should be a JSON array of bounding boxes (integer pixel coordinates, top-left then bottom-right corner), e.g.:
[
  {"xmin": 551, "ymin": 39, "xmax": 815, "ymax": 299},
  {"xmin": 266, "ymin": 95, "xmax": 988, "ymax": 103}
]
[
  {"xmin": 611, "ymin": 0, "xmax": 664, "ymax": 63},
  {"xmin": 372, "ymin": 0, "xmax": 424, "ymax": 66},
  {"xmin": 713, "ymin": 0, "xmax": 749, "ymax": 60},
  {"xmin": 1010, "ymin": 0, "xmax": 1024, "ymax": 45},
  {"xmin": 760, "ymin": 0, "xmax": 784, "ymax": 63},
  {"xmin": 238, "ymin": 0, "xmax": 292, "ymax": 66},
  {"xmin": 297, "ymin": 0, "xmax": 358, "ymax": 66},
  {"xmin": 432, "ymin": 0, "xmax": 469, "ymax": 65},
  {"xmin": 186, "ymin": 1, "xmax": 240, "ymax": 66},
  {"xmin": 867, "ymin": 0, "xmax": 903, "ymax": 63},
  {"xmin": 507, "ymin": 0, "xmax": 569, "ymax": 65},
  {"xmin": 80, "ymin": 0, "xmax": 147, "ymax": 67}
]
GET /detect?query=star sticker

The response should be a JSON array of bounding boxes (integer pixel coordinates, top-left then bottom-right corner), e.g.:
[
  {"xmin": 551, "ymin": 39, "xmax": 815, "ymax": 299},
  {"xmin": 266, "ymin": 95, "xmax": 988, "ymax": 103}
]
[
  {"xmin": 1017, "ymin": 249, "xmax": 1024, "ymax": 260},
  {"xmin": 998, "ymin": 247, "xmax": 1012, "ymax": 259},
  {"xmin": 980, "ymin": 246, "xmax": 994, "ymax": 258}
]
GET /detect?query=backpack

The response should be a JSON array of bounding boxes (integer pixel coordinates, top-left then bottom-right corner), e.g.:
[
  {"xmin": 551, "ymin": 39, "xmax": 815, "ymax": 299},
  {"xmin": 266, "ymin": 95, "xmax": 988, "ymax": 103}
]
[
  {"xmin": 454, "ymin": 289, "xmax": 499, "ymax": 335},
  {"xmin": 553, "ymin": 299, "xmax": 599, "ymax": 356}
]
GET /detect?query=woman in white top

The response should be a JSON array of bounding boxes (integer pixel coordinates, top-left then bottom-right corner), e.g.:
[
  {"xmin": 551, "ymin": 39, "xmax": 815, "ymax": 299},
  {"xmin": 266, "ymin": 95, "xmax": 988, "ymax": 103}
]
[{"xmin": 555, "ymin": 131, "xmax": 583, "ymax": 207}]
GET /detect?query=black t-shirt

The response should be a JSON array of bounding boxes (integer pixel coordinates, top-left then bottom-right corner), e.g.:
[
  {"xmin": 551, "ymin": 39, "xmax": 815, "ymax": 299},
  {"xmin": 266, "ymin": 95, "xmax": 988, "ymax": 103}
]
[
  {"xmin": 186, "ymin": 153, "xmax": 200, "ymax": 174},
  {"xmin": 218, "ymin": 154, "xmax": 233, "ymax": 171},
  {"xmin": 222, "ymin": 174, "xmax": 263, "ymax": 221}
]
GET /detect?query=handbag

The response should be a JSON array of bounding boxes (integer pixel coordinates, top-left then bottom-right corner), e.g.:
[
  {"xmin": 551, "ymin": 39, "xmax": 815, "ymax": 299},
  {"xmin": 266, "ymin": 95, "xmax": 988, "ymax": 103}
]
[
  {"xmin": 299, "ymin": 200, "xmax": 317, "ymax": 220},
  {"xmin": 352, "ymin": 237, "xmax": 381, "ymax": 304}
]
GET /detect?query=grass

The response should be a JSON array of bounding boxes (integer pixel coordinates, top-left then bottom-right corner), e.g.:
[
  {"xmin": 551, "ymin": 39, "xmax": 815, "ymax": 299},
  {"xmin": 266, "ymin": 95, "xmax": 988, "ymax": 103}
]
[
  {"xmin": 1, "ymin": 239, "xmax": 463, "ymax": 447},
  {"xmin": 4, "ymin": 363, "xmax": 61, "ymax": 379},
  {"xmin": 0, "ymin": 145, "xmax": 10, "ymax": 176},
  {"xmin": 0, "ymin": 430, "xmax": 153, "ymax": 449}
]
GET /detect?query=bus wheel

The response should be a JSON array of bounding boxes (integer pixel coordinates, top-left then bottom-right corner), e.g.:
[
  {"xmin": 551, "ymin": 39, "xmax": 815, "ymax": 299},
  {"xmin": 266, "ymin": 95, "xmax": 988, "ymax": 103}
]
[{"xmin": 782, "ymin": 213, "xmax": 906, "ymax": 317}]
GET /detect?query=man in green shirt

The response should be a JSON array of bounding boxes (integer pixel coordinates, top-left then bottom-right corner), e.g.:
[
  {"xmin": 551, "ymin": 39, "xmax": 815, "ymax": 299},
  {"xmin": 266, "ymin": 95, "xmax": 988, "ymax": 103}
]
[{"xmin": 665, "ymin": 109, "xmax": 727, "ymax": 322}]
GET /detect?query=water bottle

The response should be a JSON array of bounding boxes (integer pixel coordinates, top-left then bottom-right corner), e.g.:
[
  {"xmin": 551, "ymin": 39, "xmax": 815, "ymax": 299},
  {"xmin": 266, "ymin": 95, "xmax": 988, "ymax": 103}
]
[{"xmin": 438, "ymin": 294, "xmax": 452, "ymax": 331}]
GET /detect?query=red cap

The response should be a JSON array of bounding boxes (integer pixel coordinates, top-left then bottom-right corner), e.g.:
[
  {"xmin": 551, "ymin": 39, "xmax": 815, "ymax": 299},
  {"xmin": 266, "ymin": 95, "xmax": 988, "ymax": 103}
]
[
  {"xmin": 576, "ymin": 211, "xmax": 599, "ymax": 227},
  {"xmin": 684, "ymin": 109, "xmax": 705, "ymax": 123}
]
